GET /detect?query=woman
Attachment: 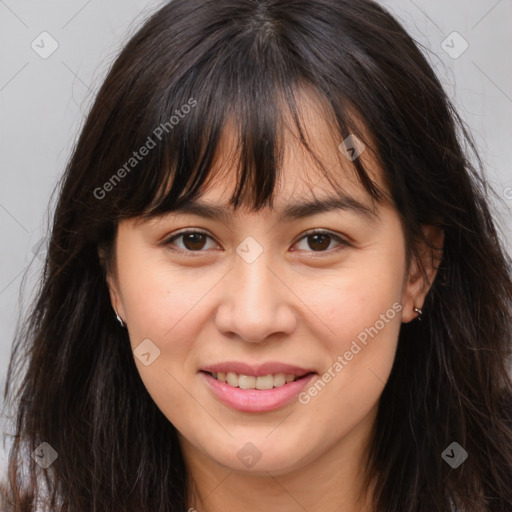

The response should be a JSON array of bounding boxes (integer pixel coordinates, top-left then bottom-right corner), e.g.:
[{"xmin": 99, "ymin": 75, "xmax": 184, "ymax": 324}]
[{"xmin": 2, "ymin": 0, "xmax": 512, "ymax": 510}]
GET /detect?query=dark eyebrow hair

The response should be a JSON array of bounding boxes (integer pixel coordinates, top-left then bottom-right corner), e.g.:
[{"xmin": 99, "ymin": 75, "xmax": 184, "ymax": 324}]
[{"xmin": 166, "ymin": 194, "xmax": 378, "ymax": 222}]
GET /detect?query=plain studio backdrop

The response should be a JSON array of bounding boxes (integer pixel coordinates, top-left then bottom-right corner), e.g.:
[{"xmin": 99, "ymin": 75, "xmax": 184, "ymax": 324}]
[{"xmin": 0, "ymin": 0, "xmax": 511, "ymax": 478}]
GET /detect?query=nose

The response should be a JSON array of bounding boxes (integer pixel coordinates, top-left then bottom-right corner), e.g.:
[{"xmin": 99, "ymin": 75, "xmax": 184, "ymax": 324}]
[{"xmin": 214, "ymin": 250, "xmax": 297, "ymax": 343}]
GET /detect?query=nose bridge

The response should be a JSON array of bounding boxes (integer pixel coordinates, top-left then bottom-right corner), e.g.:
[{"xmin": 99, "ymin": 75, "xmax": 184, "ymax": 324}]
[
  {"xmin": 235, "ymin": 247, "xmax": 275, "ymax": 307},
  {"xmin": 215, "ymin": 240, "xmax": 296, "ymax": 342},
  {"xmin": 233, "ymin": 233, "xmax": 276, "ymax": 300}
]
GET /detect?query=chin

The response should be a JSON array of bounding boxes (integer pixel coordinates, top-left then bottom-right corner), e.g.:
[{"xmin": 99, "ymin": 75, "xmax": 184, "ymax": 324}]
[{"xmin": 205, "ymin": 437, "xmax": 308, "ymax": 475}]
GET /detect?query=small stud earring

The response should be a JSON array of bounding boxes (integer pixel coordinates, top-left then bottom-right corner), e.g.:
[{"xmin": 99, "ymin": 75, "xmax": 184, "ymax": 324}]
[
  {"xmin": 413, "ymin": 306, "xmax": 423, "ymax": 321},
  {"xmin": 114, "ymin": 308, "xmax": 126, "ymax": 328}
]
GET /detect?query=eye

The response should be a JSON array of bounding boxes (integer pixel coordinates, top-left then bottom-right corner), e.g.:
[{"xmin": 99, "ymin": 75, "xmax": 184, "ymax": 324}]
[
  {"xmin": 163, "ymin": 229, "xmax": 218, "ymax": 253},
  {"xmin": 162, "ymin": 228, "xmax": 349, "ymax": 255},
  {"xmin": 292, "ymin": 229, "xmax": 349, "ymax": 254}
]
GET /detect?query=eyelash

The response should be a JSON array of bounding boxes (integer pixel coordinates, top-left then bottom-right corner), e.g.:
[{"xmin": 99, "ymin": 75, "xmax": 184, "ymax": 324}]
[{"xmin": 162, "ymin": 228, "xmax": 350, "ymax": 256}]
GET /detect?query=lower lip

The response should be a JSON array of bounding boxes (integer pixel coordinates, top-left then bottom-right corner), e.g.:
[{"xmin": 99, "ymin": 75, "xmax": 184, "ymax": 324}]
[{"xmin": 200, "ymin": 371, "xmax": 316, "ymax": 412}]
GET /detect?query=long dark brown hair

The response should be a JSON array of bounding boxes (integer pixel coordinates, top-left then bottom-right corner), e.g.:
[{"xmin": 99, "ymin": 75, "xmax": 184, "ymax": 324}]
[{"xmin": 2, "ymin": 0, "xmax": 512, "ymax": 510}]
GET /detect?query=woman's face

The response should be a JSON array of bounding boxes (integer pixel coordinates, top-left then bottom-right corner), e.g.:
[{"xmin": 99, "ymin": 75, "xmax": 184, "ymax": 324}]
[{"xmin": 105, "ymin": 95, "xmax": 439, "ymax": 477}]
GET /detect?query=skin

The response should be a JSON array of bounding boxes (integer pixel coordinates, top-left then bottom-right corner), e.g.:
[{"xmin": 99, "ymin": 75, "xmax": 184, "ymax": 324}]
[{"xmin": 104, "ymin": 91, "xmax": 444, "ymax": 512}]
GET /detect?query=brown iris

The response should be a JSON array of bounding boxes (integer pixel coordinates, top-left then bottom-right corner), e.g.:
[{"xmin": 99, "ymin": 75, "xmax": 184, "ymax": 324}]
[
  {"xmin": 181, "ymin": 233, "xmax": 208, "ymax": 251},
  {"xmin": 306, "ymin": 233, "xmax": 331, "ymax": 251}
]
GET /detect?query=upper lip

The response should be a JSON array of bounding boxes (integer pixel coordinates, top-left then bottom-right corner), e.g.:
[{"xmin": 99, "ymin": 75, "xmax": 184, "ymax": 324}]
[{"xmin": 200, "ymin": 361, "xmax": 316, "ymax": 377}]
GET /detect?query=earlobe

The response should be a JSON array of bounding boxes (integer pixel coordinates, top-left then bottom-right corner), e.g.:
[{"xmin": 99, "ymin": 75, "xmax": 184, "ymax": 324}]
[
  {"xmin": 98, "ymin": 246, "xmax": 126, "ymax": 323},
  {"xmin": 402, "ymin": 224, "xmax": 444, "ymax": 323},
  {"xmin": 107, "ymin": 277, "xmax": 127, "ymax": 327},
  {"xmin": 114, "ymin": 308, "xmax": 126, "ymax": 328}
]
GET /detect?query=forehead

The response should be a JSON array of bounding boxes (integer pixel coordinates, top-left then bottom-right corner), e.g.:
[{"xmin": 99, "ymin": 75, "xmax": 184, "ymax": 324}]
[
  {"xmin": 135, "ymin": 85, "xmax": 392, "ymax": 231},
  {"xmin": 200, "ymin": 89, "xmax": 385, "ymax": 214}
]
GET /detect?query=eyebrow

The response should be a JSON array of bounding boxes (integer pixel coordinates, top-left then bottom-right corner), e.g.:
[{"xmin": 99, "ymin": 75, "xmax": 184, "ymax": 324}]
[{"xmin": 166, "ymin": 194, "xmax": 378, "ymax": 223}]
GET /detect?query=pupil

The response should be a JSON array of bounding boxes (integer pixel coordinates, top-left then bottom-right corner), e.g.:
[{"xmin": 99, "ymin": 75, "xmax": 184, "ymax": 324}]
[
  {"xmin": 309, "ymin": 234, "xmax": 329, "ymax": 251},
  {"xmin": 185, "ymin": 233, "xmax": 205, "ymax": 250}
]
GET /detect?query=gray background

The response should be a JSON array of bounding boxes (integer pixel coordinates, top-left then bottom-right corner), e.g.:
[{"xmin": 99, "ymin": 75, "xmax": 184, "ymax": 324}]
[{"xmin": 1, "ymin": 0, "xmax": 511, "ymax": 478}]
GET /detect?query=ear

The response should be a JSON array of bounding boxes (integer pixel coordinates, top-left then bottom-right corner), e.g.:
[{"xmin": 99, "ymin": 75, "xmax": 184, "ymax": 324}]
[
  {"xmin": 98, "ymin": 246, "xmax": 126, "ymax": 321},
  {"xmin": 401, "ymin": 224, "xmax": 444, "ymax": 323}
]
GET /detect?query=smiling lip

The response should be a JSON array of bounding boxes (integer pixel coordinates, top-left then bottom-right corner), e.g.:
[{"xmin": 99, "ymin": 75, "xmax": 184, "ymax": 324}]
[
  {"xmin": 200, "ymin": 361, "xmax": 315, "ymax": 377},
  {"xmin": 201, "ymin": 372, "xmax": 316, "ymax": 412},
  {"xmin": 199, "ymin": 361, "xmax": 317, "ymax": 412}
]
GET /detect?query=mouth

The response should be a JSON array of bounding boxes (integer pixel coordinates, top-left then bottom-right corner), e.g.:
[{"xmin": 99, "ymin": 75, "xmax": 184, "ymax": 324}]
[
  {"xmin": 199, "ymin": 367, "xmax": 318, "ymax": 412},
  {"xmin": 201, "ymin": 370, "xmax": 314, "ymax": 390}
]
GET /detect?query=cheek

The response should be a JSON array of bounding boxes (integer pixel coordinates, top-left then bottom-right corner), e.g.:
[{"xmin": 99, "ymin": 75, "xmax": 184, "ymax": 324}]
[
  {"xmin": 297, "ymin": 237, "xmax": 406, "ymax": 425},
  {"xmin": 314, "ymin": 242, "xmax": 405, "ymax": 353},
  {"xmin": 117, "ymin": 247, "xmax": 212, "ymax": 346},
  {"xmin": 115, "ymin": 248, "xmax": 210, "ymax": 429},
  {"xmin": 301, "ymin": 243, "xmax": 405, "ymax": 408}
]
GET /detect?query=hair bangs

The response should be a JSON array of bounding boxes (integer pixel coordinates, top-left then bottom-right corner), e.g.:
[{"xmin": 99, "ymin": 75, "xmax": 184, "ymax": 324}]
[
  {"xmin": 106, "ymin": 5, "xmax": 387, "ymax": 221},
  {"xmin": 126, "ymin": 85, "xmax": 386, "ymax": 223}
]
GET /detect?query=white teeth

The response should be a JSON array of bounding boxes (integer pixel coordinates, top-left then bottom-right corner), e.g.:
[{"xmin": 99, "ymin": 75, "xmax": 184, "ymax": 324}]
[
  {"xmin": 255, "ymin": 375, "xmax": 274, "ymax": 390},
  {"xmin": 237, "ymin": 375, "xmax": 255, "ymax": 389},
  {"xmin": 226, "ymin": 372, "xmax": 238, "ymax": 387},
  {"xmin": 273, "ymin": 374, "xmax": 286, "ymax": 387},
  {"xmin": 211, "ymin": 372, "xmax": 300, "ymax": 389}
]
